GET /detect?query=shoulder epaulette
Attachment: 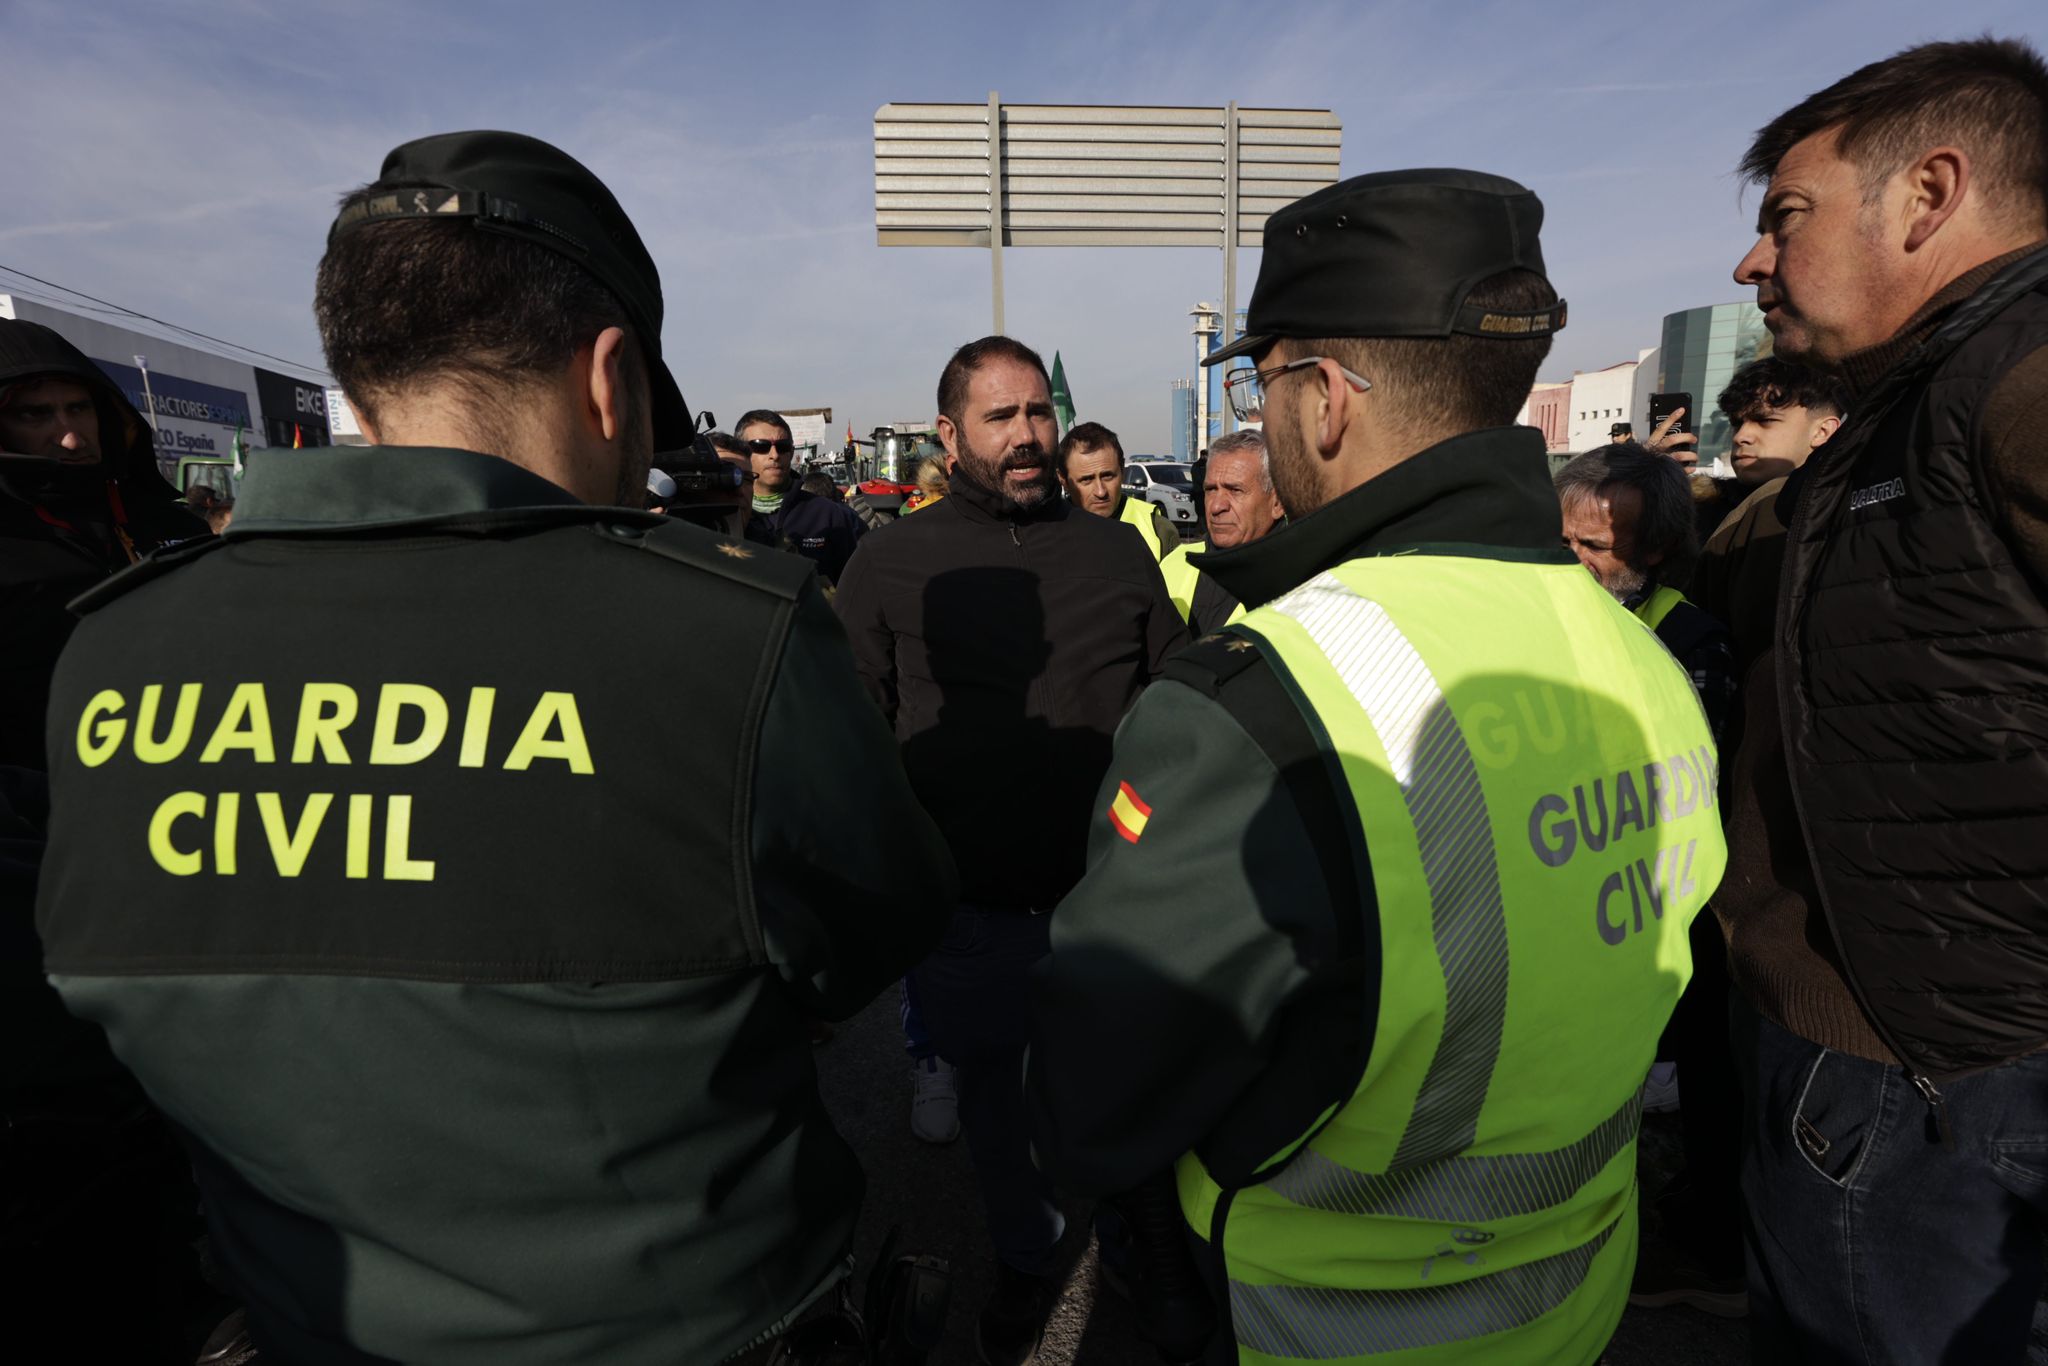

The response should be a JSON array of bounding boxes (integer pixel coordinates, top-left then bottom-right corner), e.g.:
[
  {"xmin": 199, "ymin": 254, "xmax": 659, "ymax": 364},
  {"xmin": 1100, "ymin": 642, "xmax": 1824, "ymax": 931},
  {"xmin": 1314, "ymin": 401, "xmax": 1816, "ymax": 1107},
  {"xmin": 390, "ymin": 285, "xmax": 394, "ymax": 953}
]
[
  {"xmin": 1163, "ymin": 627, "xmax": 1272, "ymax": 699},
  {"xmin": 68, "ymin": 533, "xmax": 231, "ymax": 616},
  {"xmin": 594, "ymin": 517, "xmax": 809, "ymax": 601}
]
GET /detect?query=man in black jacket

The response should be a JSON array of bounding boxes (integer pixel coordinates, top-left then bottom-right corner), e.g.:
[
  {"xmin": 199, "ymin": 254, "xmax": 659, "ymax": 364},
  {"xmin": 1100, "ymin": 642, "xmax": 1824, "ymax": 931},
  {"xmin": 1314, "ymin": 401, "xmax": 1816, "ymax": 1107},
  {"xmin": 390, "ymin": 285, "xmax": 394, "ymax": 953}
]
[
  {"xmin": 1728, "ymin": 37, "xmax": 2048, "ymax": 1362},
  {"xmin": 835, "ymin": 335, "xmax": 1185, "ymax": 1365},
  {"xmin": 0, "ymin": 320, "xmax": 205, "ymax": 772},
  {"xmin": 736, "ymin": 408, "xmax": 865, "ymax": 584},
  {"xmin": 0, "ymin": 320, "xmax": 218, "ymax": 1360},
  {"xmin": 36, "ymin": 130, "xmax": 955, "ymax": 1366}
]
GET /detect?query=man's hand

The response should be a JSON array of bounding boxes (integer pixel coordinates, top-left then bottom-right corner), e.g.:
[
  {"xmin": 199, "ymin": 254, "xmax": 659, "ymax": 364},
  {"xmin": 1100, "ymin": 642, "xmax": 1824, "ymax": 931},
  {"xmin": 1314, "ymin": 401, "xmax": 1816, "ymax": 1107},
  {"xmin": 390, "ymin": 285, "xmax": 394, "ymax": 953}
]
[{"xmin": 1646, "ymin": 408, "xmax": 1700, "ymax": 468}]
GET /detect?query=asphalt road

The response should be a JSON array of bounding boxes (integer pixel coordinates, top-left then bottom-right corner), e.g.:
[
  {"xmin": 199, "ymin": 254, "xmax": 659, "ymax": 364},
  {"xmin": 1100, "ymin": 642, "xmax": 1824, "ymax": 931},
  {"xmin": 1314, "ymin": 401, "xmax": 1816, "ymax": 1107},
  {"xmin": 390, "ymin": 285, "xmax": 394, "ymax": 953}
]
[{"xmin": 815, "ymin": 991, "xmax": 1748, "ymax": 1366}]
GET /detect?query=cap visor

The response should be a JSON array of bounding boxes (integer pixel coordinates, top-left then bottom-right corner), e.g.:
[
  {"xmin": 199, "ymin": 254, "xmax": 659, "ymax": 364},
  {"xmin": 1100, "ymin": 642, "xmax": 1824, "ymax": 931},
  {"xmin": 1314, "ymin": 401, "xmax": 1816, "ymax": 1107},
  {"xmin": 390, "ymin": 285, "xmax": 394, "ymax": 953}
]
[
  {"xmin": 648, "ymin": 358, "xmax": 694, "ymax": 454},
  {"xmin": 1202, "ymin": 332, "xmax": 1274, "ymax": 367}
]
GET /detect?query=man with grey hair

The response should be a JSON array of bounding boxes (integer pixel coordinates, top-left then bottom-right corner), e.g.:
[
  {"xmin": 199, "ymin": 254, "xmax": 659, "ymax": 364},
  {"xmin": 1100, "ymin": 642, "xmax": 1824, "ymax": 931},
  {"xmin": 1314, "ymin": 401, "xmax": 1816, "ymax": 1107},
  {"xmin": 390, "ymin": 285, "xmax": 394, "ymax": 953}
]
[
  {"xmin": 1558, "ymin": 443, "xmax": 1742, "ymax": 1324},
  {"xmin": 1556, "ymin": 443, "xmax": 1734, "ymax": 741},
  {"xmin": 1185, "ymin": 429, "xmax": 1284, "ymax": 633},
  {"xmin": 1198, "ymin": 430, "xmax": 1284, "ymax": 550}
]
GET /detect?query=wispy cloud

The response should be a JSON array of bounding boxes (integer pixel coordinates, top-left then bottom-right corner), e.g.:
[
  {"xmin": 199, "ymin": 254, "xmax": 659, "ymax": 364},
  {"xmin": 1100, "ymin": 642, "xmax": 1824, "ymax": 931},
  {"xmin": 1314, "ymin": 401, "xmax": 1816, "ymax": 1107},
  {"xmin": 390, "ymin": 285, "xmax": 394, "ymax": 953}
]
[{"xmin": 4, "ymin": 0, "xmax": 2044, "ymax": 447}]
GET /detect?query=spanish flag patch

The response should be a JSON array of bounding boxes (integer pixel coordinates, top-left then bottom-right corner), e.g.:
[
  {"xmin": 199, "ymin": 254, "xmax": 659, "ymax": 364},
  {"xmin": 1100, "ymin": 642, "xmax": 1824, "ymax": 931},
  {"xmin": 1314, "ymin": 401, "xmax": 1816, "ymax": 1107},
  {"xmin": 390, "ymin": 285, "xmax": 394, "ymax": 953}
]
[{"xmin": 1108, "ymin": 781, "xmax": 1152, "ymax": 844}]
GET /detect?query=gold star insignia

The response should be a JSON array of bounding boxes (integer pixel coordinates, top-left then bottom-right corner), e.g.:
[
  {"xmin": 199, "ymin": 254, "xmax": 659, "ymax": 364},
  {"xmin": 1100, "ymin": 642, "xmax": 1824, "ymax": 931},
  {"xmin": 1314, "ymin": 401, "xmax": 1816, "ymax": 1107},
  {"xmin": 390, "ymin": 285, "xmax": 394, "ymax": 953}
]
[
  {"xmin": 715, "ymin": 542, "xmax": 755, "ymax": 559},
  {"xmin": 1224, "ymin": 637, "xmax": 1256, "ymax": 652}
]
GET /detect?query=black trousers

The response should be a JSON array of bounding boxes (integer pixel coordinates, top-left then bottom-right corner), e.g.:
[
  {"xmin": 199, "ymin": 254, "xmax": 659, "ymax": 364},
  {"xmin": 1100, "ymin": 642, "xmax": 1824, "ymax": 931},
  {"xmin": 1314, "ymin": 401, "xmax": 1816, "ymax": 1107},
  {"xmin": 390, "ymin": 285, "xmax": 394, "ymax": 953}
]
[{"xmin": 1653, "ymin": 904, "xmax": 1744, "ymax": 1275}]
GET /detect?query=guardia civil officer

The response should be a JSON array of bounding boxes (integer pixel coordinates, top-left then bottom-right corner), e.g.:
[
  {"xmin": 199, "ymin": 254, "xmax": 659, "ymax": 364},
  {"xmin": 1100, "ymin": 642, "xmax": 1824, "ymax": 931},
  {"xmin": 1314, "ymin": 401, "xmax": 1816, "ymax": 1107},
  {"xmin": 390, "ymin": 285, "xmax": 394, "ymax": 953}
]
[
  {"xmin": 1026, "ymin": 171, "xmax": 1729, "ymax": 1365},
  {"xmin": 34, "ymin": 131, "xmax": 956, "ymax": 1366}
]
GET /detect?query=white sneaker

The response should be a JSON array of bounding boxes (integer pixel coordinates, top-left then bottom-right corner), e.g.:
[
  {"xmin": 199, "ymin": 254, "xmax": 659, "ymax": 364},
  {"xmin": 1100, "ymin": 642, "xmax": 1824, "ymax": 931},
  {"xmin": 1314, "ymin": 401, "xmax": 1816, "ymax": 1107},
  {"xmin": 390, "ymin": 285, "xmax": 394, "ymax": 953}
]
[
  {"xmin": 1642, "ymin": 1061, "xmax": 1681, "ymax": 1114},
  {"xmin": 911, "ymin": 1056, "xmax": 960, "ymax": 1144}
]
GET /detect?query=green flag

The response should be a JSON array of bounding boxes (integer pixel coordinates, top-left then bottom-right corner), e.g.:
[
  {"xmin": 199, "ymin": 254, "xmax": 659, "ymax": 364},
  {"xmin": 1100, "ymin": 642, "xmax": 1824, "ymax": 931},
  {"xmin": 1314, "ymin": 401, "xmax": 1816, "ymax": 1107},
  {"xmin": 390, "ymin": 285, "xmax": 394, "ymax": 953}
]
[
  {"xmin": 1050, "ymin": 351, "xmax": 1076, "ymax": 437},
  {"xmin": 230, "ymin": 421, "xmax": 247, "ymax": 474}
]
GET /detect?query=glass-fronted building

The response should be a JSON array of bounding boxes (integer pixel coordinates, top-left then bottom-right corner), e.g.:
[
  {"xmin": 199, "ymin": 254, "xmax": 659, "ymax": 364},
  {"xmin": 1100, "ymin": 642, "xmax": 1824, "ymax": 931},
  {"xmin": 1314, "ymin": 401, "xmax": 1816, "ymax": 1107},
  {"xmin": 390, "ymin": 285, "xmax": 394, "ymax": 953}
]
[
  {"xmin": 1656, "ymin": 302, "xmax": 1770, "ymax": 466},
  {"xmin": 1169, "ymin": 379, "xmax": 1197, "ymax": 462}
]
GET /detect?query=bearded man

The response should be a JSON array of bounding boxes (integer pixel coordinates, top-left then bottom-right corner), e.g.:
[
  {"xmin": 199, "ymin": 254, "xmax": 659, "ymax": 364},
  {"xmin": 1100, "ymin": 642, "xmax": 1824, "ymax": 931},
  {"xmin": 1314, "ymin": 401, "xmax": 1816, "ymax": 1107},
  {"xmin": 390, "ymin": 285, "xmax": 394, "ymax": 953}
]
[{"xmin": 833, "ymin": 334, "xmax": 1184, "ymax": 1365}]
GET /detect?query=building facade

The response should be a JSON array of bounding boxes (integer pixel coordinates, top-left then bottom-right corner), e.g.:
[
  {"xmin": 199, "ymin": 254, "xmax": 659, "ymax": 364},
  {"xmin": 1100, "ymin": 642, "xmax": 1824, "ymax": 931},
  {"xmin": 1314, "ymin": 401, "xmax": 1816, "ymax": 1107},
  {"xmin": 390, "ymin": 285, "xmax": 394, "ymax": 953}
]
[
  {"xmin": 1169, "ymin": 379, "xmax": 1196, "ymax": 462},
  {"xmin": 1655, "ymin": 301, "xmax": 1769, "ymax": 469},
  {"xmin": 1567, "ymin": 359, "xmax": 1641, "ymax": 453},
  {"xmin": 1520, "ymin": 381, "xmax": 1572, "ymax": 452}
]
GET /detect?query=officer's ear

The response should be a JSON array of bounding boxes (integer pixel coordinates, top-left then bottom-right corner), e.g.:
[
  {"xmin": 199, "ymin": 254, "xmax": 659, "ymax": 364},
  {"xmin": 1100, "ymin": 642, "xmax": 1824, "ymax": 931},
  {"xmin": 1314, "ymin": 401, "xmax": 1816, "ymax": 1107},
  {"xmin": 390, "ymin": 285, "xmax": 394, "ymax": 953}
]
[
  {"xmin": 1314, "ymin": 357, "xmax": 1354, "ymax": 457},
  {"xmin": 935, "ymin": 412, "xmax": 961, "ymax": 462},
  {"xmin": 584, "ymin": 326, "xmax": 636, "ymax": 446}
]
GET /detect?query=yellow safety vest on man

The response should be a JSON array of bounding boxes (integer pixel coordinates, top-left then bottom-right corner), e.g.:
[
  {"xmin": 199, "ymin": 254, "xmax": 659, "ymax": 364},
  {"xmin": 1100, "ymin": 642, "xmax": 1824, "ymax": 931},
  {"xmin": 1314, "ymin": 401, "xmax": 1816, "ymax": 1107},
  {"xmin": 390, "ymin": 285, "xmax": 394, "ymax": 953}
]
[
  {"xmin": 1119, "ymin": 495, "xmax": 1200, "ymax": 622},
  {"xmin": 1176, "ymin": 553, "xmax": 1726, "ymax": 1364},
  {"xmin": 1632, "ymin": 584, "xmax": 1687, "ymax": 631}
]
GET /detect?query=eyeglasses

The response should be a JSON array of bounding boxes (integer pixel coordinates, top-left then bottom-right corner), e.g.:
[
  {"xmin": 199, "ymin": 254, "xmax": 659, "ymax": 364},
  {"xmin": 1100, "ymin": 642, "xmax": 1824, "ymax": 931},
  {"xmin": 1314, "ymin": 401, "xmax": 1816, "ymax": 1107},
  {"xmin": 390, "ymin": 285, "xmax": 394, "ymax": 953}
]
[
  {"xmin": 1221, "ymin": 357, "xmax": 1372, "ymax": 422},
  {"xmin": 744, "ymin": 438, "xmax": 795, "ymax": 456}
]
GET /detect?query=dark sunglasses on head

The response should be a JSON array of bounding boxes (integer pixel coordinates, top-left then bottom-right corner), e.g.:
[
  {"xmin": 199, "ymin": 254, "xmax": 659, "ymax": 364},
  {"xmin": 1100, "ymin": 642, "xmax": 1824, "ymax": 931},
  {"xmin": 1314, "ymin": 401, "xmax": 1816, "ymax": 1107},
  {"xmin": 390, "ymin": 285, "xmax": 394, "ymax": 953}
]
[{"xmin": 745, "ymin": 438, "xmax": 795, "ymax": 456}]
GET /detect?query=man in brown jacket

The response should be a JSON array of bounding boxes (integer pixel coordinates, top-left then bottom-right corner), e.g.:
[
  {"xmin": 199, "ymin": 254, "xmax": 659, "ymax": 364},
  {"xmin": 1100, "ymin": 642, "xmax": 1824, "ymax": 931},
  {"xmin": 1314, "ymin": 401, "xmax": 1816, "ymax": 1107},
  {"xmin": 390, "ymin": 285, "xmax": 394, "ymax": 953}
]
[{"xmin": 1718, "ymin": 36, "xmax": 2048, "ymax": 1363}]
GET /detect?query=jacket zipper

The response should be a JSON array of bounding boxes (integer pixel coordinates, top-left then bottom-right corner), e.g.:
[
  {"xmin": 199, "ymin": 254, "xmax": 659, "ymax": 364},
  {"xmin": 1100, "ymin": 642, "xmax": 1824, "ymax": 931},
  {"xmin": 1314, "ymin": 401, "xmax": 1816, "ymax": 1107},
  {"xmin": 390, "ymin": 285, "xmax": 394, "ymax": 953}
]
[{"xmin": 1774, "ymin": 372, "xmax": 1955, "ymax": 1148}]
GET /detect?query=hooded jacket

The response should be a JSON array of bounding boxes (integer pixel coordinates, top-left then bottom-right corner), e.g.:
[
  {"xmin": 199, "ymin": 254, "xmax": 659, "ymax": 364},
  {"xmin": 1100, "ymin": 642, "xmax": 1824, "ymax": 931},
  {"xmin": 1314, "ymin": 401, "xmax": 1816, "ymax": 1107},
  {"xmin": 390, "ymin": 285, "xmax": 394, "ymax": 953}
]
[{"xmin": 1, "ymin": 319, "xmax": 204, "ymax": 771}]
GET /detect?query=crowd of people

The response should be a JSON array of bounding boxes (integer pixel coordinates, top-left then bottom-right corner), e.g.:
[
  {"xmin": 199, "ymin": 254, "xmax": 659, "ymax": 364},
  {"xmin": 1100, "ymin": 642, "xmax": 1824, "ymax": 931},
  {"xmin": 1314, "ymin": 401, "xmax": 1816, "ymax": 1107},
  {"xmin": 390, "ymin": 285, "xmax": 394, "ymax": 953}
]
[{"xmin": 3, "ymin": 31, "xmax": 2047, "ymax": 1366}]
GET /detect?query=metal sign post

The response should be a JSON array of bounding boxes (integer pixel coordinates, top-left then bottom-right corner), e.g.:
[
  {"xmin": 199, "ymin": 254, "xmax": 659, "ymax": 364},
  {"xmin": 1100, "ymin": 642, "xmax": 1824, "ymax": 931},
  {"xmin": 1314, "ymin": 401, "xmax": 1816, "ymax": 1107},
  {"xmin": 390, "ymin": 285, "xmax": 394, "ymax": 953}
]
[{"xmin": 875, "ymin": 101, "xmax": 1340, "ymax": 400}]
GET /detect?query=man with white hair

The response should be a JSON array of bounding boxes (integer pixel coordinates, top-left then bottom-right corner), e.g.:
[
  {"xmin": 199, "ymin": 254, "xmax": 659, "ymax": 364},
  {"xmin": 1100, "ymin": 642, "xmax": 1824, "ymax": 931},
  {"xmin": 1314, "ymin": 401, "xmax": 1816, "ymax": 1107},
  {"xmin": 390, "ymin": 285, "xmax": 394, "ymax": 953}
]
[{"xmin": 1185, "ymin": 428, "xmax": 1285, "ymax": 634}]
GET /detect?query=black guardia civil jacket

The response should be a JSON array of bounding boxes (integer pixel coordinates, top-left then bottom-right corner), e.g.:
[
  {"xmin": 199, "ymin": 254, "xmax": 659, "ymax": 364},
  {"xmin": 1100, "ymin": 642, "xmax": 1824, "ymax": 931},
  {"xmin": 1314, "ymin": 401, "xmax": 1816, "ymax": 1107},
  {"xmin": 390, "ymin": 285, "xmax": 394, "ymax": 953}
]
[
  {"xmin": 834, "ymin": 469, "xmax": 1187, "ymax": 911},
  {"xmin": 1781, "ymin": 245, "xmax": 2048, "ymax": 1084},
  {"xmin": 35, "ymin": 445, "xmax": 956, "ymax": 1366}
]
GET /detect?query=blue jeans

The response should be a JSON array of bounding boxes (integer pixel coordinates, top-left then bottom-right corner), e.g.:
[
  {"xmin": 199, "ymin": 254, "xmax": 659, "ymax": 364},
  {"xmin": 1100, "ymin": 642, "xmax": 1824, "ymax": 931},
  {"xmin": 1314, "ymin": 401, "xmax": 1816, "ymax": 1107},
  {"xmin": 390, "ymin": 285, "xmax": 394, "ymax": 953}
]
[
  {"xmin": 909, "ymin": 907, "xmax": 1066, "ymax": 1275},
  {"xmin": 1735, "ymin": 1002, "xmax": 2048, "ymax": 1364}
]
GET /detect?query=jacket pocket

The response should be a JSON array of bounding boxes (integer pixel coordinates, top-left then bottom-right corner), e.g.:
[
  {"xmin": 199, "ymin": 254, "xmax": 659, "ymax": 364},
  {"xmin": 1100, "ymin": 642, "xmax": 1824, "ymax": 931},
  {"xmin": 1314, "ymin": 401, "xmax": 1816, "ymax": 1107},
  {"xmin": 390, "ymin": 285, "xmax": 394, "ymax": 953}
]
[
  {"xmin": 1989, "ymin": 1140, "xmax": 2048, "ymax": 1203},
  {"xmin": 1789, "ymin": 1048, "xmax": 1890, "ymax": 1190}
]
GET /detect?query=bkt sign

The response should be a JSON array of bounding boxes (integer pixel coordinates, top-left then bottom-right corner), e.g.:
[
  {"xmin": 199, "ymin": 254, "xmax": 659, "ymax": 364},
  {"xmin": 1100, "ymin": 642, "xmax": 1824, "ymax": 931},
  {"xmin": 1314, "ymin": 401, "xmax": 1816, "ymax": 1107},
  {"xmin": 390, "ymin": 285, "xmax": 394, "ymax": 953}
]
[{"xmin": 255, "ymin": 367, "xmax": 332, "ymax": 440}]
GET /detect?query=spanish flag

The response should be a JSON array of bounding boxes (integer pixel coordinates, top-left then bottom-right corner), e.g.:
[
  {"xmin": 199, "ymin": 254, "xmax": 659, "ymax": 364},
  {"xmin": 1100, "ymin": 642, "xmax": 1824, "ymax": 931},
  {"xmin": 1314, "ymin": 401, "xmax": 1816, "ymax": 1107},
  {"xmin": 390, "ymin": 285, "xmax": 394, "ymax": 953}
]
[{"xmin": 1108, "ymin": 781, "xmax": 1151, "ymax": 844}]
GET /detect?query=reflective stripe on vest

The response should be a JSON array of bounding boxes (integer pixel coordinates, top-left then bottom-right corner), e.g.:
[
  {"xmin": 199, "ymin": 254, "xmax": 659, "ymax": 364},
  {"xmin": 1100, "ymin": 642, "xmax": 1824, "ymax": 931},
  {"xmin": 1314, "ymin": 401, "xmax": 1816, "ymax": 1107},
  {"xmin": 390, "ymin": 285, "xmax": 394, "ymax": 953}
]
[
  {"xmin": 1185, "ymin": 560, "xmax": 1725, "ymax": 1366},
  {"xmin": 1231, "ymin": 1221, "xmax": 1617, "ymax": 1360},
  {"xmin": 1632, "ymin": 584, "xmax": 1685, "ymax": 632},
  {"xmin": 1263, "ymin": 1091, "xmax": 1640, "ymax": 1223},
  {"xmin": 1274, "ymin": 581, "xmax": 1505, "ymax": 1169}
]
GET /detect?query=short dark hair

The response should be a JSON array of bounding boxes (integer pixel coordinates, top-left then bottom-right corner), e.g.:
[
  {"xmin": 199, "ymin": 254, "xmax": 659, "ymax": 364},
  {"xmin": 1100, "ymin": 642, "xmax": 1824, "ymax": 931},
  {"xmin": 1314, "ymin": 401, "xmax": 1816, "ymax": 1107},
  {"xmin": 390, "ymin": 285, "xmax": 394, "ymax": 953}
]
[
  {"xmin": 1297, "ymin": 270, "xmax": 1559, "ymax": 439},
  {"xmin": 735, "ymin": 409, "xmax": 793, "ymax": 441},
  {"xmin": 1717, "ymin": 357, "xmax": 1850, "ymax": 424},
  {"xmin": 315, "ymin": 200, "xmax": 640, "ymax": 429},
  {"xmin": 801, "ymin": 471, "xmax": 841, "ymax": 500},
  {"xmin": 1056, "ymin": 420, "xmax": 1123, "ymax": 473},
  {"xmin": 1555, "ymin": 442, "xmax": 1700, "ymax": 585},
  {"xmin": 708, "ymin": 431, "xmax": 751, "ymax": 459},
  {"xmin": 936, "ymin": 336, "xmax": 1051, "ymax": 431},
  {"xmin": 1739, "ymin": 36, "xmax": 2048, "ymax": 226}
]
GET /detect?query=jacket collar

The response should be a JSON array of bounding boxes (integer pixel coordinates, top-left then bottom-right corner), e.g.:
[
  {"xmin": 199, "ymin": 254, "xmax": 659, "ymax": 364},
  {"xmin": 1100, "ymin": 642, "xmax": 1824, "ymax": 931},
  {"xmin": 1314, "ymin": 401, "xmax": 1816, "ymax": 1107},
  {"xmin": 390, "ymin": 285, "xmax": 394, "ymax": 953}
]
[
  {"xmin": 1837, "ymin": 242, "xmax": 2048, "ymax": 397},
  {"xmin": 946, "ymin": 465, "xmax": 1072, "ymax": 527},
  {"xmin": 1191, "ymin": 425, "xmax": 1571, "ymax": 611},
  {"xmin": 229, "ymin": 445, "xmax": 585, "ymax": 532}
]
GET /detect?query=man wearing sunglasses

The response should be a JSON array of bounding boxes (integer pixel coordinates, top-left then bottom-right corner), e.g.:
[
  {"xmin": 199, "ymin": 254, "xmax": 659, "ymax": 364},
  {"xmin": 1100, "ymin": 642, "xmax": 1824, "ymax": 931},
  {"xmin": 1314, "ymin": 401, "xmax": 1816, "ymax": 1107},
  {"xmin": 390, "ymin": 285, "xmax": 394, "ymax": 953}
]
[
  {"xmin": 1028, "ymin": 170, "xmax": 1726, "ymax": 1365},
  {"xmin": 735, "ymin": 408, "xmax": 865, "ymax": 586}
]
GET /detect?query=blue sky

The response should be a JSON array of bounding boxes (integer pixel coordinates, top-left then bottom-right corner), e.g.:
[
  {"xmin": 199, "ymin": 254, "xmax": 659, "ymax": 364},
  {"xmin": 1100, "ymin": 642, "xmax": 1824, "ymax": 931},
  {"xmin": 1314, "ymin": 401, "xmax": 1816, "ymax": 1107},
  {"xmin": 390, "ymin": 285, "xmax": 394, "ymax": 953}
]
[{"xmin": 4, "ymin": 0, "xmax": 2041, "ymax": 451}]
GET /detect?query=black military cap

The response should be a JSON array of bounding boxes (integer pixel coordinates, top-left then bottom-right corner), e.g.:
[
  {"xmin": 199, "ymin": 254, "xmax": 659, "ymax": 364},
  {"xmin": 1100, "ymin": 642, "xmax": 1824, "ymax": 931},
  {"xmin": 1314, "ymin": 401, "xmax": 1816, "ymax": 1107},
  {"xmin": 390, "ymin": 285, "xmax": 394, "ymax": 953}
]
[
  {"xmin": 1206, "ymin": 168, "xmax": 1566, "ymax": 366},
  {"xmin": 329, "ymin": 130, "xmax": 694, "ymax": 454}
]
